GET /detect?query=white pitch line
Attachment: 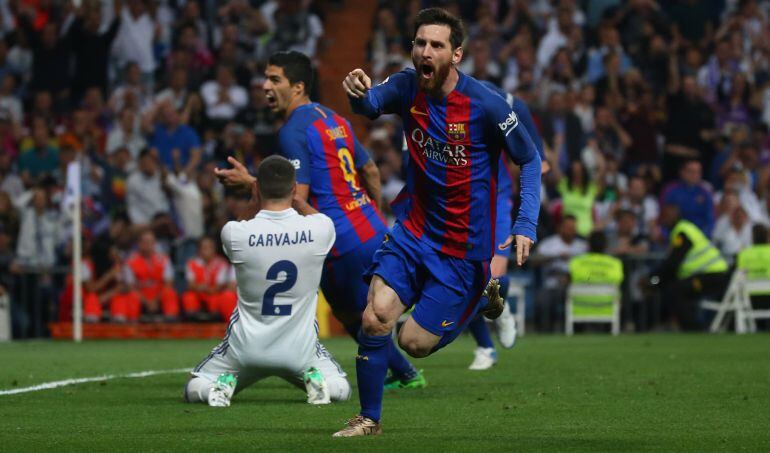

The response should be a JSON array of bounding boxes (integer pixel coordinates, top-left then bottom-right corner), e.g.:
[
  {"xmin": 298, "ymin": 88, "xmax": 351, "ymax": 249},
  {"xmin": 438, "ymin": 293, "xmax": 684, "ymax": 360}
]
[{"xmin": 0, "ymin": 368, "xmax": 190, "ymax": 396}]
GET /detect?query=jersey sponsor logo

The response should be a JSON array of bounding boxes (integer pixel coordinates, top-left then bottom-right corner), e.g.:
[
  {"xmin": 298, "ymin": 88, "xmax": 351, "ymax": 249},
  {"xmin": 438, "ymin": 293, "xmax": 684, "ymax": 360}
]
[
  {"xmin": 410, "ymin": 127, "xmax": 469, "ymax": 167},
  {"xmin": 248, "ymin": 230, "xmax": 314, "ymax": 247},
  {"xmin": 410, "ymin": 105, "xmax": 429, "ymax": 117},
  {"xmin": 344, "ymin": 193, "xmax": 372, "ymax": 211},
  {"xmin": 498, "ymin": 111, "xmax": 519, "ymax": 136},
  {"xmin": 441, "ymin": 320, "xmax": 454, "ymax": 327},
  {"xmin": 289, "ymin": 159, "xmax": 301, "ymax": 170},
  {"xmin": 447, "ymin": 122, "xmax": 467, "ymax": 141},
  {"xmin": 325, "ymin": 125, "xmax": 349, "ymax": 141}
]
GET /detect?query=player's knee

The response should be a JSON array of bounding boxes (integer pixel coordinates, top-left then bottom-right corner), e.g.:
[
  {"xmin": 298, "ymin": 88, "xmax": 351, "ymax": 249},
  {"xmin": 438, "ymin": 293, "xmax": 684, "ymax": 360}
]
[
  {"xmin": 328, "ymin": 377, "xmax": 352, "ymax": 402},
  {"xmin": 361, "ymin": 305, "xmax": 394, "ymax": 336},
  {"xmin": 398, "ymin": 337, "xmax": 432, "ymax": 358},
  {"xmin": 183, "ymin": 376, "xmax": 207, "ymax": 403}
]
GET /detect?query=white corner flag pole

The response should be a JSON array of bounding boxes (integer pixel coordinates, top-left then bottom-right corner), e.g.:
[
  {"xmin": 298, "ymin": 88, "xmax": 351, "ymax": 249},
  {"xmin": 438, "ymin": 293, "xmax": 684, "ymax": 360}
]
[{"xmin": 67, "ymin": 160, "xmax": 83, "ymax": 342}]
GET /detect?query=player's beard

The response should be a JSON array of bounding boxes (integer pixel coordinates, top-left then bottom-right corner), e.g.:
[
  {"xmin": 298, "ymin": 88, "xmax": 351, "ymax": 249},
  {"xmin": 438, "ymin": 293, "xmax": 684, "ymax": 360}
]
[{"xmin": 417, "ymin": 61, "xmax": 451, "ymax": 95}]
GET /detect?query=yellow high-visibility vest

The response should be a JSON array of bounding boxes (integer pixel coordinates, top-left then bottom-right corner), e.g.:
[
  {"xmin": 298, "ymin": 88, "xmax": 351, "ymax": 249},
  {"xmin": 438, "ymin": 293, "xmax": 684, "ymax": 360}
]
[{"xmin": 670, "ymin": 220, "xmax": 728, "ymax": 279}]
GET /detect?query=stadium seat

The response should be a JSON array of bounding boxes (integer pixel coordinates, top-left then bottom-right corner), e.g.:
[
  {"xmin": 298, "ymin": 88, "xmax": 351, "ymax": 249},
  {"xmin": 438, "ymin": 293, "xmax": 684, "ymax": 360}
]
[
  {"xmin": 565, "ymin": 284, "xmax": 620, "ymax": 336},
  {"xmin": 702, "ymin": 270, "xmax": 770, "ymax": 334}
]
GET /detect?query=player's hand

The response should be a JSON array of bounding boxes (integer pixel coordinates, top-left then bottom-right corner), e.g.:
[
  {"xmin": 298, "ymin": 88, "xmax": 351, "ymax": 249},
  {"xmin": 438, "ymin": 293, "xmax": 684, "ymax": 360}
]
[
  {"xmin": 499, "ymin": 234, "xmax": 534, "ymax": 267},
  {"xmin": 214, "ymin": 156, "xmax": 256, "ymax": 190},
  {"xmin": 343, "ymin": 69, "xmax": 371, "ymax": 98}
]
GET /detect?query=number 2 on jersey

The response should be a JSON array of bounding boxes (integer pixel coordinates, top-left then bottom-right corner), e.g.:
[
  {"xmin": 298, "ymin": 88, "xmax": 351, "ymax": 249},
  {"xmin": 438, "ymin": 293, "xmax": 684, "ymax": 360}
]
[
  {"xmin": 337, "ymin": 147, "xmax": 361, "ymax": 193},
  {"xmin": 262, "ymin": 260, "xmax": 297, "ymax": 316}
]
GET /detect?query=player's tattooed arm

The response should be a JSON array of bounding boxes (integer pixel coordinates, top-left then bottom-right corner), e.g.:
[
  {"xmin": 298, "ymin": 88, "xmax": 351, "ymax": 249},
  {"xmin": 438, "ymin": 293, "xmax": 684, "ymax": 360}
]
[
  {"xmin": 214, "ymin": 156, "xmax": 257, "ymax": 192},
  {"xmin": 359, "ymin": 161, "xmax": 382, "ymax": 208}
]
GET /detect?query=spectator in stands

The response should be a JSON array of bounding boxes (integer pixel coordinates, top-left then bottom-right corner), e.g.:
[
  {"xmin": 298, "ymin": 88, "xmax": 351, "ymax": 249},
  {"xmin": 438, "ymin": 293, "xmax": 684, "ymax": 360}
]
[
  {"xmin": 615, "ymin": 176, "xmax": 659, "ymax": 240},
  {"xmin": 15, "ymin": 186, "xmax": 58, "ymax": 269},
  {"xmin": 714, "ymin": 200, "xmax": 753, "ymax": 257},
  {"xmin": 550, "ymin": 159, "xmax": 602, "ymax": 237},
  {"xmin": 18, "ymin": 9, "xmax": 70, "ymax": 104},
  {"xmin": 0, "ymin": 228, "xmax": 13, "ymax": 311},
  {"xmin": 0, "ymin": 109, "xmax": 18, "ymax": 162},
  {"xmin": 145, "ymin": 101, "xmax": 201, "ymax": 174},
  {"xmin": 163, "ymin": 164, "xmax": 204, "ymax": 265},
  {"xmin": 25, "ymin": 91, "xmax": 62, "ymax": 132},
  {"xmin": 182, "ymin": 236, "xmax": 236, "ymax": 321},
  {"xmin": 67, "ymin": 1, "xmax": 122, "ymax": 102},
  {"xmin": 168, "ymin": 22, "xmax": 214, "ymax": 86},
  {"xmin": 263, "ymin": 0, "xmax": 324, "ymax": 58},
  {"xmin": 124, "ymin": 230, "xmax": 179, "ymax": 322},
  {"xmin": 112, "ymin": 0, "xmax": 157, "ymax": 86},
  {"xmin": 591, "ymin": 105, "xmax": 632, "ymax": 164},
  {"xmin": 608, "ymin": 209, "xmax": 650, "ymax": 256},
  {"xmin": 200, "ymin": 64, "xmax": 248, "ymax": 126},
  {"xmin": 540, "ymin": 91, "xmax": 584, "ymax": 173},
  {"xmin": 109, "ymin": 62, "xmax": 151, "ymax": 115},
  {"xmin": 60, "ymin": 107, "xmax": 105, "ymax": 155},
  {"xmin": 0, "ymin": 75, "xmax": 22, "ymax": 128},
  {"xmin": 661, "ymin": 160, "xmax": 716, "ymax": 237},
  {"xmin": 532, "ymin": 215, "xmax": 587, "ymax": 332},
  {"xmin": 106, "ymin": 108, "xmax": 144, "ymax": 159},
  {"xmin": 0, "ymin": 190, "xmax": 18, "ymax": 247},
  {"xmin": 99, "ymin": 146, "xmax": 132, "ymax": 217},
  {"xmin": 126, "ymin": 148, "xmax": 170, "ymax": 228},
  {"xmin": 154, "ymin": 67, "xmax": 190, "ymax": 112},
  {"xmin": 664, "ymin": 75, "xmax": 717, "ymax": 180},
  {"xmin": 18, "ymin": 118, "xmax": 59, "ymax": 188},
  {"xmin": 536, "ymin": 5, "xmax": 574, "ymax": 70}
]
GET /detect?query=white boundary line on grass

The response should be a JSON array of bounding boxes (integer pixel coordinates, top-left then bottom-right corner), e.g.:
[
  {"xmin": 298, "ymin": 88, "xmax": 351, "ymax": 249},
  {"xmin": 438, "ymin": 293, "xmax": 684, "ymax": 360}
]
[{"xmin": 0, "ymin": 368, "xmax": 190, "ymax": 396}]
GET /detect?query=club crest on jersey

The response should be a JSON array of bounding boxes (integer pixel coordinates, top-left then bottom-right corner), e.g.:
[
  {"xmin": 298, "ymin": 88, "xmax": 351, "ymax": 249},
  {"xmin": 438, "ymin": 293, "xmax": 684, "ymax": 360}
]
[{"xmin": 447, "ymin": 122, "xmax": 467, "ymax": 141}]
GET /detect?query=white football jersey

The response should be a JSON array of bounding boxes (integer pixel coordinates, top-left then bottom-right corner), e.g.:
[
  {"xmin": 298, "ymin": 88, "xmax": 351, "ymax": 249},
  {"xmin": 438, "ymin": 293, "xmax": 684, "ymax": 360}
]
[{"xmin": 220, "ymin": 208, "xmax": 335, "ymax": 373}]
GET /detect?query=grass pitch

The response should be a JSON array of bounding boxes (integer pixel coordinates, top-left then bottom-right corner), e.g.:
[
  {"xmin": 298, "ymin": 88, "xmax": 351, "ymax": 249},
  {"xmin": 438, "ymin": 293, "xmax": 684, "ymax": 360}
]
[{"xmin": 0, "ymin": 334, "xmax": 769, "ymax": 452}]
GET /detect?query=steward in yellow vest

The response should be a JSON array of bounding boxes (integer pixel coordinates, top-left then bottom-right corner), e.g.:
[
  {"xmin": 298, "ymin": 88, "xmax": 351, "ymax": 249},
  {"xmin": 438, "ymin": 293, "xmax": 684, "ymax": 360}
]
[
  {"xmin": 650, "ymin": 204, "xmax": 730, "ymax": 331},
  {"xmin": 569, "ymin": 232, "xmax": 624, "ymax": 317}
]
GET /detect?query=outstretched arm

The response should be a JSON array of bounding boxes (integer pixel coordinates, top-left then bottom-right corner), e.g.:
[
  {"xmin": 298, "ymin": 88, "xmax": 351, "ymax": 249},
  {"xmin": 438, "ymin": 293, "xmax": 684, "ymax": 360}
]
[
  {"xmin": 344, "ymin": 69, "xmax": 410, "ymax": 119},
  {"xmin": 214, "ymin": 156, "xmax": 256, "ymax": 191}
]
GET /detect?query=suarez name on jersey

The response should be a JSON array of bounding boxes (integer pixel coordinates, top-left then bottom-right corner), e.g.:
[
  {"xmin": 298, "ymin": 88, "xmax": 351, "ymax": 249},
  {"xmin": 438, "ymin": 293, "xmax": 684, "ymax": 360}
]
[{"xmin": 278, "ymin": 103, "xmax": 388, "ymax": 256}]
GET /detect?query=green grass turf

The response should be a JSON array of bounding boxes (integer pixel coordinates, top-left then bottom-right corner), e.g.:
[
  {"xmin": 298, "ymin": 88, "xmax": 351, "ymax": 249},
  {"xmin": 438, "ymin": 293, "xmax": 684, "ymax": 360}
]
[{"xmin": 0, "ymin": 334, "xmax": 769, "ymax": 452}]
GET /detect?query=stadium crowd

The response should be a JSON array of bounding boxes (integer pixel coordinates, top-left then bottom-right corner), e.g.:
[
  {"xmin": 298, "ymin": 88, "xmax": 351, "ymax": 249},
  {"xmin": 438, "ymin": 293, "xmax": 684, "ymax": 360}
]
[{"xmin": 1, "ymin": 0, "xmax": 770, "ymax": 336}]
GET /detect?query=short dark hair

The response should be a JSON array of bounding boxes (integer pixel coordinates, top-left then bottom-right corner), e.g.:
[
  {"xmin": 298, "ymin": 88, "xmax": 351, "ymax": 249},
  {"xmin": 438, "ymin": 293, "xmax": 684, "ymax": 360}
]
[
  {"xmin": 752, "ymin": 224, "xmax": 768, "ymax": 245},
  {"xmin": 257, "ymin": 155, "xmax": 296, "ymax": 200},
  {"xmin": 267, "ymin": 51, "xmax": 314, "ymax": 96},
  {"xmin": 414, "ymin": 7, "xmax": 465, "ymax": 49},
  {"xmin": 588, "ymin": 231, "xmax": 607, "ymax": 253}
]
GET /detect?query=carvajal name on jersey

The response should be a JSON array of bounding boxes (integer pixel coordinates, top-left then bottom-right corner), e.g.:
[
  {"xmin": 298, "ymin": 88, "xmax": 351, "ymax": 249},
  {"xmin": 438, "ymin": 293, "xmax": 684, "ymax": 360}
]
[{"xmin": 249, "ymin": 230, "xmax": 314, "ymax": 247}]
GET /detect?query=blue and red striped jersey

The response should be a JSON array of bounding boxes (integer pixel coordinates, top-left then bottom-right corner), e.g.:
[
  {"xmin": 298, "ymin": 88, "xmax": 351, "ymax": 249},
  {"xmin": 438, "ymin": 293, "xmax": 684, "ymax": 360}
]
[
  {"xmin": 278, "ymin": 103, "xmax": 387, "ymax": 256},
  {"xmin": 351, "ymin": 69, "xmax": 541, "ymax": 261}
]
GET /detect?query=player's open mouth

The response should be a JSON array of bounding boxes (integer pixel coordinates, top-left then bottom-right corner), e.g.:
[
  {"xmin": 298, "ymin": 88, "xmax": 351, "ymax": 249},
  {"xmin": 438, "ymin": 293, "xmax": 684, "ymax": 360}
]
[
  {"xmin": 420, "ymin": 63, "xmax": 434, "ymax": 79},
  {"xmin": 265, "ymin": 92, "xmax": 277, "ymax": 108}
]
